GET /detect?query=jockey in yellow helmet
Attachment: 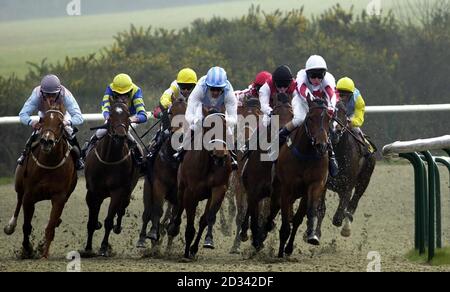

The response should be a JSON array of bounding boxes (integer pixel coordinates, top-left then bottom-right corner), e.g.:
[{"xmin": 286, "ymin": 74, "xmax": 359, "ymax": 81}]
[
  {"xmin": 336, "ymin": 77, "xmax": 375, "ymax": 153},
  {"xmin": 148, "ymin": 68, "xmax": 198, "ymax": 159}
]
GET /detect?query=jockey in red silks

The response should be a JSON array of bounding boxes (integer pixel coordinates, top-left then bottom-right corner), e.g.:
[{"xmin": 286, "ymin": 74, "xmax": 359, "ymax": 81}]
[{"xmin": 278, "ymin": 55, "xmax": 339, "ymax": 177}]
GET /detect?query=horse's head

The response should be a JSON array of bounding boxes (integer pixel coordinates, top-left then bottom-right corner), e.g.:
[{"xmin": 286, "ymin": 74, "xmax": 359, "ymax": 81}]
[
  {"xmin": 108, "ymin": 101, "xmax": 130, "ymax": 142},
  {"xmin": 332, "ymin": 100, "xmax": 348, "ymax": 144},
  {"xmin": 203, "ymin": 112, "xmax": 229, "ymax": 165},
  {"xmin": 305, "ymin": 98, "xmax": 332, "ymax": 156},
  {"xmin": 272, "ymin": 93, "xmax": 293, "ymax": 128},
  {"xmin": 39, "ymin": 105, "xmax": 66, "ymax": 153},
  {"xmin": 169, "ymin": 95, "xmax": 187, "ymax": 133},
  {"xmin": 237, "ymin": 97, "xmax": 262, "ymax": 144}
]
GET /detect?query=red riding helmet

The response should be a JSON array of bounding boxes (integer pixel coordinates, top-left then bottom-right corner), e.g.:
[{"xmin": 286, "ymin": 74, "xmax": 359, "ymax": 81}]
[{"xmin": 254, "ymin": 71, "xmax": 272, "ymax": 87}]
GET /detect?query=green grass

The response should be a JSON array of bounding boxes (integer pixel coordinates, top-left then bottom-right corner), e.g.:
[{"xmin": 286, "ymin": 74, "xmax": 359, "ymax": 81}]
[
  {"xmin": 0, "ymin": 177, "xmax": 13, "ymax": 186},
  {"xmin": 406, "ymin": 247, "xmax": 450, "ymax": 266},
  {"xmin": 0, "ymin": 0, "xmax": 427, "ymax": 77}
]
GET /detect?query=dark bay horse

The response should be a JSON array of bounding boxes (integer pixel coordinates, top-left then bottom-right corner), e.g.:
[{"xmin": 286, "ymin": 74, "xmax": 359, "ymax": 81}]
[
  {"xmin": 326, "ymin": 100, "xmax": 376, "ymax": 237},
  {"xmin": 272, "ymin": 98, "xmax": 332, "ymax": 258},
  {"xmin": 4, "ymin": 104, "xmax": 77, "ymax": 259},
  {"xmin": 137, "ymin": 96, "xmax": 187, "ymax": 248},
  {"xmin": 82, "ymin": 101, "xmax": 140, "ymax": 257},
  {"xmin": 240, "ymin": 93, "xmax": 293, "ymax": 252},
  {"xmin": 229, "ymin": 97, "xmax": 262, "ymax": 253},
  {"xmin": 168, "ymin": 112, "xmax": 232, "ymax": 259}
]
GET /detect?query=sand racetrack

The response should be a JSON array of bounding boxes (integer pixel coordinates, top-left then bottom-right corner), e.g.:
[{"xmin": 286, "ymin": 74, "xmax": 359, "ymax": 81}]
[{"xmin": 1, "ymin": 163, "xmax": 449, "ymax": 272}]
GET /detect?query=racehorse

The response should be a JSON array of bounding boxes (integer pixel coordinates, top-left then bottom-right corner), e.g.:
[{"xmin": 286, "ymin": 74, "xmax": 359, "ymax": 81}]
[
  {"xmin": 240, "ymin": 93, "xmax": 293, "ymax": 251},
  {"xmin": 4, "ymin": 103, "xmax": 77, "ymax": 259},
  {"xmin": 229, "ymin": 96, "xmax": 262, "ymax": 253},
  {"xmin": 167, "ymin": 112, "xmax": 233, "ymax": 259},
  {"xmin": 271, "ymin": 97, "xmax": 332, "ymax": 258},
  {"xmin": 82, "ymin": 101, "xmax": 140, "ymax": 257},
  {"xmin": 326, "ymin": 100, "xmax": 376, "ymax": 237},
  {"xmin": 137, "ymin": 95, "xmax": 187, "ymax": 248}
]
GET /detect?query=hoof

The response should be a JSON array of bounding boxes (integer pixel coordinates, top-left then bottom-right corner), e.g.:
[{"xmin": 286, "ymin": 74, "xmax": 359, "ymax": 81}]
[
  {"xmin": 80, "ymin": 249, "xmax": 97, "ymax": 258},
  {"xmin": 253, "ymin": 242, "xmax": 264, "ymax": 252},
  {"xmin": 98, "ymin": 245, "xmax": 112, "ymax": 257},
  {"xmin": 266, "ymin": 221, "xmax": 275, "ymax": 232},
  {"xmin": 307, "ymin": 235, "xmax": 320, "ymax": 246},
  {"xmin": 147, "ymin": 229, "xmax": 158, "ymax": 241},
  {"xmin": 136, "ymin": 239, "xmax": 146, "ymax": 249},
  {"xmin": 203, "ymin": 237, "xmax": 215, "ymax": 249},
  {"xmin": 239, "ymin": 232, "xmax": 249, "ymax": 242},
  {"xmin": 229, "ymin": 247, "xmax": 240, "ymax": 254},
  {"xmin": 167, "ymin": 224, "xmax": 180, "ymax": 238},
  {"xmin": 96, "ymin": 222, "xmax": 102, "ymax": 230},
  {"xmin": 332, "ymin": 216, "xmax": 343, "ymax": 227},
  {"xmin": 284, "ymin": 245, "xmax": 294, "ymax": 256},
  {"xmin": 56, "ymin": 219, "xmax": 62, "ymax": 228},
  {"xmin": 4, "ymin": 225, "xmax": 15, "ymax": 235},
  {"xmin": 341, "ymin": 227, "xmax": 351, "ymax": 237},
  {"xmin": 113, "ymin": 225, "xmax": 122, "ymax": 235}
]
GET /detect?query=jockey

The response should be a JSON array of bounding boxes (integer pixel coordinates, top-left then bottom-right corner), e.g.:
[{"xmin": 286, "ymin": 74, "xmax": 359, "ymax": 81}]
[
  {"xmin": 148, "ymin": 68, "xmax": 197, "ymax": 159},
  {"xmin": 259, "ymin": 65, "xmax": 297, "ymax": 127},
  {"xmin": 174, "ymin": 66, "xmax": 238, "ymax": 169},
  {"xmin": 336, "ymin": 76, "xmax": 375, "ymax": 153},
  {"xmin": 81, "ymin": 73, "xmax": 148, "ymax": 165},
  {"xmin": 234, "ymin": 71, "xmax": 272, "ymax": 106},
  {"xmin": 17, "ymin": 74, "xmax": 84, "ymax": 170},
  {"xmin": 278, "ymin": 55, "xmax": 339, "ymax": 177}
]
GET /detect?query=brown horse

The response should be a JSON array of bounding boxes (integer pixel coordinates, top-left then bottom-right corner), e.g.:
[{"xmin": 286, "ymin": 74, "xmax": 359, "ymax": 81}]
[
  {"xmin": 229, "ymin": 96, "xmax": 262, "ymax": 253},
  {"xmin": 4, "ymin": 103, "xmax": 77, "ymax": 259},
  {"xmin": 239, "ymin": 93, "xmax": 293, "ymax": 252},
  {"xmin": 167, "ymin": 112, "xmax": 232, "ymax": 259},
  {"xmin": 326, "ymin": 100, "xmax": 376, "ymax": 236},
  {"xmin": 82, "ymin": 101, "xmax": 140, "ymax": 257},
  {"xmin": 272, "ymin": 98, "xmax": 332, "ymax": 258},
  {"xmin": 137, "ymin": 95, "xmax": 187, "ymax": 248}
]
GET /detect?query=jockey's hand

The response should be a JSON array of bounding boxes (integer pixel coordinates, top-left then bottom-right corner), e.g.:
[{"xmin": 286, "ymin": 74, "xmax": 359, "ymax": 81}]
[
  {"xmin": 153, "ymin": 106, "xmax": 162, "ymax": 119},
  {"xmin": 63, "ymin": 120, "xmax": 72, "ymax": 127},
  {"xmin": 129, "ymin": 116, "xmax": 140, "ymax": 124},
  {"xmin": 31, "ymin": 120, "xmax": 41, "ymax": 130},
  {"xmin": 346, "ymin": 118, "xmax": 353, "ymax": 128}
]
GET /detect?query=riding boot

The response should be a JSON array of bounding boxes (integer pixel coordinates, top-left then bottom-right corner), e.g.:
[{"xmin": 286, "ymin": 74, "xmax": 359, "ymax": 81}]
[
  {"xmin": 229, "ymin": 150, "xmax": 238, "ymax": 170},
  {"xmin": 81, "ymin": 135, "xmax": 98, "ymax": 160},
  {"xmin": 17, "ymin": 133, "xmax": 38, "ymax": 165},
  {"xmin": 328, "ymin": 140, "xmax": 339, "ymax": 178},
  {"xmin": 68, "ymin": 136, "xmax": 84, "ymax": 170}
]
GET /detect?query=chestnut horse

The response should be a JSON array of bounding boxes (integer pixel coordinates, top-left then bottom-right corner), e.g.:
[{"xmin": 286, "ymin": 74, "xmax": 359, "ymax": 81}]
[
  {"xmin": 4, "ymin": 103, "xmax": 77, "ymax": 259},
  {"xmin": 82, "ymin": 101, "xmax": 140, "ymax": 257},
  {"xmin": 168, "ymin": 112, "xmax": 232, "ymax": 259},
  {"xmin": 272, "ymin": 98, "xmax": 332, "ymax": 258}
]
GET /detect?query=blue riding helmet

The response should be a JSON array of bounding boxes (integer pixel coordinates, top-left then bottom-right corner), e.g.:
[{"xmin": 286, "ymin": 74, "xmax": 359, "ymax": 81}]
[{"xmin": 205, "ymin": 66, "xmax": 228, "ymax": 88}]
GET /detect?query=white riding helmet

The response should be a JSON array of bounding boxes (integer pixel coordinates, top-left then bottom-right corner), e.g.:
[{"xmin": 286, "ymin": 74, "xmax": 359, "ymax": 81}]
[{"xmin": 305, "ymin": 55, "xmax": 328, "ymax": 71}]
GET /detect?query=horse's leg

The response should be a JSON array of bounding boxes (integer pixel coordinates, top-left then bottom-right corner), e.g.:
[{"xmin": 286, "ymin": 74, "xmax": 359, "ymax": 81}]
[
  {"xmin": 265, "ymin": 177, "xmax": 281, "ymax": 234},
  {"xmin": 278, "ymin": 186, "xmax": 292, "ymax": 258},
  {"xmin": 148, "ymin": 179, "xmax": 166, "ymax": 242},
  {"xmin": 161, "ymin": 201, "xmax": 173, "ymax": 235},
  {"xmin": 113, "ymin": 196, "xmax": 129, "ymax": 235},
  {"xmin": 249, "ymin": 195, "xmax": 262, "ymax": 251},
  {"xmin": 343, "ymin": 157, "xmax": 376, "ymax": 237},
  {"xmin": 285, "ymin": 197, "xmax": 307, "ymax": 256},
  {"xmin": 99, "ymin": 191, "xmax": 122, "ymax": 257},
  {"xmin": 4, "ymin": 191, "xmax": 23, "ymax": 235},
  {"xmin": 137, "ymin": 179, "xmax": 152, "ymax": 248},
  {"xmin": 184, "ymin": 190, "xmax": 197, "ymax": 259},
  {"xmin": 41, "ymin": 197, "xmax": 66, "ymax": 259},
  {"xmin": 230, "ymin": 187, "xmax": 247, "ymax": 254},
  {"xmin": 332, "ymin": 190, "xmax": 351, "ymax": 228},
  {"xmin": 315, "ymin": 191, "xmax": 327, "ymax": 239},
  {"xmin": 84, "ymin": 191, "xmax": 102, "ymax": 255},
  {"xmin": 191, "ymin": 201, "xmax": 210, "ymax": 256},
  {"xmin": 305, "ymin": 184, "xmax": 324, "ymax": 246},
  {"xmin": 21, "ymin": 196, "xmax": 35, "ymax": 258}
]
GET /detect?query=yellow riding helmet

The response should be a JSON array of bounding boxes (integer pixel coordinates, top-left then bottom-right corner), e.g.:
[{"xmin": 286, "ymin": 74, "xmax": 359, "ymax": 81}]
[
  {"xmin": 111, "ymin": 73, "xmax": 134, "ymax": 94},
  {"xmin": 336, "ymin": 77, "xmax": 356, "ymax": 93},
  {"xmin": 176, "ymin": 68, "xmax": 197, "ymax": 84}
]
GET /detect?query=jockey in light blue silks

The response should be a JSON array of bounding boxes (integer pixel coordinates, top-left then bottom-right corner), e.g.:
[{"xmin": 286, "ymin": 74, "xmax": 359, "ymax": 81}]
[{"xmin": 17, "ymin": 74, "xmax": 85, "ymax": 170}]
